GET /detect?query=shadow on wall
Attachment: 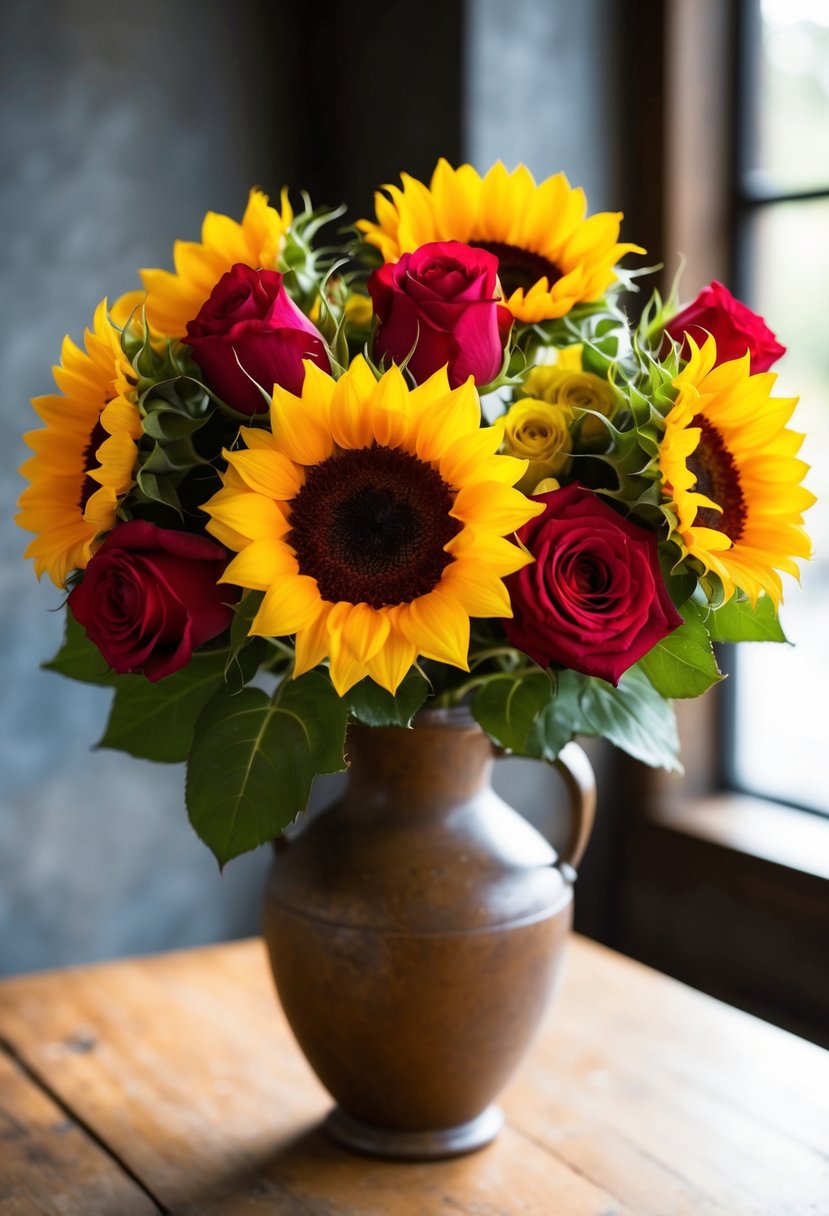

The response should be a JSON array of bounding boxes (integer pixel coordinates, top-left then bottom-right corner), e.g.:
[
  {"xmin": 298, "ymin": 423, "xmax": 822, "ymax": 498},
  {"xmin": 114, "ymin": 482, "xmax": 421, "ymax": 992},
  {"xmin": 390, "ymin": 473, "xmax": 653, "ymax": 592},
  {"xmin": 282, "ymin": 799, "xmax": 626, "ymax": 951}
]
[{"xmin": 0, "ymin": 0, "xmax": 620, "ymax": 974}]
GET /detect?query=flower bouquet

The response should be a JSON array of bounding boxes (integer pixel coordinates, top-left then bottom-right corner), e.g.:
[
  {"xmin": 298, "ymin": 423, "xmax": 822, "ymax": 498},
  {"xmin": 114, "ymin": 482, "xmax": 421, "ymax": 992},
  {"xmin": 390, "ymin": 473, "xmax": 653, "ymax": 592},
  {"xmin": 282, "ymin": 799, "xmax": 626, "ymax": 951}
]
[{"xmin": 18, "ymin": 160, "xmax": 814, "ymax": 868}]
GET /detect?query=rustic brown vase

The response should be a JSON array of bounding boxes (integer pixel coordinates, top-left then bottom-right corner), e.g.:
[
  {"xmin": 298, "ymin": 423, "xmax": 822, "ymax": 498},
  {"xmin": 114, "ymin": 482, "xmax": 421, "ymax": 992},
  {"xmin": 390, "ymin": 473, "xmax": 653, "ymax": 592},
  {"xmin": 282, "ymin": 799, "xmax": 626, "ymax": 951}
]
[{"xmin": 262, "ymin": 707, "xmax": 595, "ymax": 1160}]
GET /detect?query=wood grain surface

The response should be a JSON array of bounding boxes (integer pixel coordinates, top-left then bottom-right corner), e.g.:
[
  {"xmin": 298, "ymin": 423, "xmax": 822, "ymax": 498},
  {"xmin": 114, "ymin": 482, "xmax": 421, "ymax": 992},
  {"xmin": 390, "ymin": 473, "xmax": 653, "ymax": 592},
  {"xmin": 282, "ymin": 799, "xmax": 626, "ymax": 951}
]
[
  {"xmin": 0, "ymin": 936, "xmax": 826, "ymax": 1215},
  {"xmin": 0, "ymin": 1050, "xmax": 155, "ymax": 1215}
]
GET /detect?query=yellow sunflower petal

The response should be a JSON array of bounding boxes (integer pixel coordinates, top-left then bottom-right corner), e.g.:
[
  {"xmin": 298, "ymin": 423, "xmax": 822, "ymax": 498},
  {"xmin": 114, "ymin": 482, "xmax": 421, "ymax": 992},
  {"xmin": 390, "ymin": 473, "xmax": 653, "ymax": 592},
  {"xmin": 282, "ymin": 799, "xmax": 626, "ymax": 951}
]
[
  {"xmin": 16, "ymin": 300, "xmax": 140, "ymax": 587},
  {"xmin": 294, "ymin": 604, "xmax": 334, "ymax": 679},
  {"xmin": 660, "ymin": 335, "xmax": 813, "ymax": 606},
  {"xmin": 250, "ymin": 575, "xmax": 322, "ymax": 638},
  {"xmin": 329, "ymin": 355, "xmax": 378, "ymax": 449},
  {"xmin": 203, "ymin": 488, "xmax": 290, "ymax": 545},
  {"xmin": 451, "ymin": 481, "xmax": 544, "ymax": 532},
  {"xmin": 364, "ymin": 616, "xmax": 418, "ymax": 695},
  {"xmin": 413, "ymin": 377, "xmax": 480, "ymax": 464},
  {"xmin": 439, "ymin": 559, "xmax": 513, "ymax": 618},
  {"xmin": 399, "ymin": 588, "xmax": 470, "ymax": 670},
  {"xmin": 223, "ymin": 448, "xmax": 304, "ymax": 499},
  {"xmin": 327, "ymin": 602, "xmax": 392, "ymax": 696},
  {"xmin": 270, "ymin": 366, "xmax": 335, "ymax": 467},
  {"xmin": 221, "ymin": 541, "xmax": 298, "ymax": 591}
]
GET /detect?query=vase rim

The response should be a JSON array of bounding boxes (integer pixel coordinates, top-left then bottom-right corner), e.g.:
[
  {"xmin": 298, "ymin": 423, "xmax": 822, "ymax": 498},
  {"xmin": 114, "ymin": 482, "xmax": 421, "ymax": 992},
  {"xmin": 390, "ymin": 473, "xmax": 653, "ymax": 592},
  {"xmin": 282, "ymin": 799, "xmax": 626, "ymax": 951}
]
[{"xmin": 412, "ymin": 704, "xmax": 479, "ymax": 730}]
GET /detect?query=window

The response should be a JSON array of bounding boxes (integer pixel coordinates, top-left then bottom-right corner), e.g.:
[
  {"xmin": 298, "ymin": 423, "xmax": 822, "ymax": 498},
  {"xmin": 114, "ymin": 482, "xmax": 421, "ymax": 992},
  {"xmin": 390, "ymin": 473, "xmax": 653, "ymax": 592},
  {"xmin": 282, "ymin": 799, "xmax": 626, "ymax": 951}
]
[{"xmin": 728, "ymin": 0, "xmax": 829, "ymax": 815}]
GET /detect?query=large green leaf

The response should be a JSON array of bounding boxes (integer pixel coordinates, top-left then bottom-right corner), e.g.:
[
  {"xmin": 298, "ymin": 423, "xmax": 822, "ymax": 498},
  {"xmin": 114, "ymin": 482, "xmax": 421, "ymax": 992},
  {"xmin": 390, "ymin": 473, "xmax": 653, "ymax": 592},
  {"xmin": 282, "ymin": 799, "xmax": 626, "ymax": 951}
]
[
  {"xmin": 472, "ymin": 670, "xmax": 553, "ymax": 752},
  {"xmin": 523, "ymin": 692, "xmax": 575, "ymax": 763},
  {"xmin": 638, "ymin": 601, "xmax": 723, "ymax": 699},
  {"xmin": 347, "ymin": 670, "xmax": 431, "ymax": 727},
  {"xmin": 705, "ymin": 594, "xmax": 788, "ymax": 644},
  {"xmin": 96, "ymin": 650, "xmax": 230, "ymax": 763},
  {"xmin": 186, "ymin": 671, "xmax": 348, "ymax": 866},
  {"xmin": 43, "ymin": 613, "xmax": 117, "ymax": 685},
  {"xmin": 560, "ymin": 667, "xmax": 682, "ymax": 772}
]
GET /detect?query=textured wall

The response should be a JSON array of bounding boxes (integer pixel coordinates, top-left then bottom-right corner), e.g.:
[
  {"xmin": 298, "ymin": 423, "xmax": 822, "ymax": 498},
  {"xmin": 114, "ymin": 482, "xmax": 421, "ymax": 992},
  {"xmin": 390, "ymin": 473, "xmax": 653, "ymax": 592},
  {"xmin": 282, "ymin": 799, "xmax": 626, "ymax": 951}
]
[
  {"xmin": 0, "ymin": 0, "xmax": 293, "ymax": 973},
  {"xmin": 1, "ymin": 0, "xmax": 619, "ymax": 974}
]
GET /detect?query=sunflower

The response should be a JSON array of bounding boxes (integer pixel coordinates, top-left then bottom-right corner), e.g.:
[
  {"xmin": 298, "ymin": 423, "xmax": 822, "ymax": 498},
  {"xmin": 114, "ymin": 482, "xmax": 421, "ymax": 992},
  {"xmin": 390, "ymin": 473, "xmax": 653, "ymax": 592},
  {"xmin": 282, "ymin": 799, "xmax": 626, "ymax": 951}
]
[
  {"xmin": 204, "ymin": 357, "xmax": 543, "ymax": 695},
  {"xmin": 659, "ymin": 336, "xmax": 814, "ymax": 605},
  {"xmin": 356, "ymin": 159, "xmax": 643, "ymax": 325},
  {"xmin": 112, "ymin": 188, "xmax": 294, "ymax": 339},
  {"xmin": 17, "ymin": 301, "xmax": 142, "ymax": 588}
]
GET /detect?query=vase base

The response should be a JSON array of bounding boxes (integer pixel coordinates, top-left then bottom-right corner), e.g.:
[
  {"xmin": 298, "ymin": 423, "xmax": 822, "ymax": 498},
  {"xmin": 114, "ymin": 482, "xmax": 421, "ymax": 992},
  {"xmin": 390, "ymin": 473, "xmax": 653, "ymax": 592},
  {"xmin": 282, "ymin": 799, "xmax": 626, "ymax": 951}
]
[{"xmin": 325, "ymin": 1104, "xmax": 505, "ymax": 1160}]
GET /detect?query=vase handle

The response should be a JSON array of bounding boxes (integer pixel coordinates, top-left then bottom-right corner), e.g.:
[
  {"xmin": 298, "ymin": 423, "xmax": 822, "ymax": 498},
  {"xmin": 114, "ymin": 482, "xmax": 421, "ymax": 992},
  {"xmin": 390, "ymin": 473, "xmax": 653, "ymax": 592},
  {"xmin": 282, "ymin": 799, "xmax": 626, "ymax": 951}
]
[{"xmin": 548, "ymin": 741, "xmax": 596, "ymax": 883}]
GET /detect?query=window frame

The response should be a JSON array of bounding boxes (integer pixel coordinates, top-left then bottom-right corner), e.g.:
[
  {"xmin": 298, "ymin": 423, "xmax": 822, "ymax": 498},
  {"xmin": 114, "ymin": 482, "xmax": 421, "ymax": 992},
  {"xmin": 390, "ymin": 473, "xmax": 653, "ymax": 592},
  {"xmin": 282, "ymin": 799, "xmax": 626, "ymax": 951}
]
[{"xmin": 576, "ymin": 0, "xmax": 829, "ymax": 1049}]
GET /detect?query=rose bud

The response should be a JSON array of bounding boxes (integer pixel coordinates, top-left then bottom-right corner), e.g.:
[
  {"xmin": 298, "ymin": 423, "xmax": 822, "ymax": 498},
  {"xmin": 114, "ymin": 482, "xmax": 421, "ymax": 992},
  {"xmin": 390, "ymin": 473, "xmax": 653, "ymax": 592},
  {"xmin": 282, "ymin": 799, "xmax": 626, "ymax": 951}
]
[
  {"xmin": 664, "ymin": 280, "xmax": 785, "ymax": 373},
  {"xmin": 68, "ymin": 521, "xmax": 236, "ymax": 681},
  {"xmin": 185, "ymin": 264, "xmax": 330, "ymax": 414},
  {"xmin": 368, "ymin": 241, "xmax": 512, "ymax": 388},
  {"xmin": 502, "ymin": 398, "xmax": 573, "ymax": 494},
  {"xmin": 503, "ymin": 483, "xmax": 682, "ymax": 685}
]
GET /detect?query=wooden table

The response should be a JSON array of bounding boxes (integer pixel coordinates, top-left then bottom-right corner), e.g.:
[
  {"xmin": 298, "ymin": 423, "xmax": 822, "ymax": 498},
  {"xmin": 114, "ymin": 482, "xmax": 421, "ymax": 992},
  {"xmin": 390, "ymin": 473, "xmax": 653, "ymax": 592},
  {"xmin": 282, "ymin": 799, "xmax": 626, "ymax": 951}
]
[{"xmin": 0, "ymin": 936, "xmax": 826, "ymax": 1215}]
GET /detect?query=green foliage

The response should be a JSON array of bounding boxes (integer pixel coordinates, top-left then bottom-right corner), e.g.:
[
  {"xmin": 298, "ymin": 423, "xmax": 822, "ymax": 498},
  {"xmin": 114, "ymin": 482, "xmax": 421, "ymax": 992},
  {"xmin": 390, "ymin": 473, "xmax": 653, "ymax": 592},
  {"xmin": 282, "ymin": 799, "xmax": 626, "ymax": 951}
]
[
  {"xmin": 522, "ymin": 693, "xmax": 576, "ymax": 763},
  {"xmin": 43, "ymin": 613, "xmax": 117, "ymax": 685},
  {"xmin": 186, "ymin": 671, "xmax": 348, "ymax": 867},
  {"xmin": 117, "ymin": 314, "xmax": 235, "ymax": 517},
  {"xmin": 638, "ymin": 601, "xmax": 724, "ymax": 699},
  {"xmin": 555, "ymin": 667, "xmax": 682, "ymax": 772},
  {"xmin": 347, "ymin": 671, "xmax": 431, "ymax": 728},
  {"xmin": 472, "ymin": 669, "xmax": 553, "ymax": 752},
  {"xmin": 279, "ymin": 194, "xmax": 348, "ymax": 313},
  {"xmin": 705, "ymin": 595, "xmax": 788, "ymax": 644},
  {"xmin": 97, "ymin": 651, "xmax": 231, "ymax": 763}
]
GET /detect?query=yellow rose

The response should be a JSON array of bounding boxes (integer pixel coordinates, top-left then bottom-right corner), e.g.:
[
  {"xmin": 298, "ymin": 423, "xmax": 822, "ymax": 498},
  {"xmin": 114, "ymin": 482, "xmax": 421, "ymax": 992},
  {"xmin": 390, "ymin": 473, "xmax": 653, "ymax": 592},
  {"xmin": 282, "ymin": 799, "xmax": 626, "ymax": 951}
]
[
  {"xmin": 523, "ymin": 364, "xmax": 615, "ymax": 444},
  {"xmin": 345, "ymin": 292, "xmax": 374, "ymax": 330},
  {"xmin": 503, "ymin": 398, "xmax": 572, "ymax": 494}
]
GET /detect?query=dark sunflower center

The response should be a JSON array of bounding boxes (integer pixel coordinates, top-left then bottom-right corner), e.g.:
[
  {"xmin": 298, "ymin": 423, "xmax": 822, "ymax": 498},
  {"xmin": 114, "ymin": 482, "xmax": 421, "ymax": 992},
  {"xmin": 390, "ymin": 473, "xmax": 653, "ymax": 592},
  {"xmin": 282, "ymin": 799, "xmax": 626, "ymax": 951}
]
[
  {"xmin": 688, "ymin": 415, "xmax": 747, "ymax": 540},
  {"xmin": 288, "ymin": 446, "xmax": 461, "ymax": 608},
  {"xmin": 78, "ymin": 416, "xmax": 108, "ymax": 510},
  {"xmin": 471, "ymin": 240, "xmax": 561, "ymax": 296}
]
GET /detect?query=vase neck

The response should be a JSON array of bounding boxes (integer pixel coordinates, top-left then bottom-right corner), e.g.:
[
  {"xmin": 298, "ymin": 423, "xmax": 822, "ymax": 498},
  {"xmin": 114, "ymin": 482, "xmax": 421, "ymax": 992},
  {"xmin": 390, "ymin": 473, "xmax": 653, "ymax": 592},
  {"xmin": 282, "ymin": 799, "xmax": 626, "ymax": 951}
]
[{"xmin": 343, "ymin": 717, "xmax": 494, "ymax": 816}]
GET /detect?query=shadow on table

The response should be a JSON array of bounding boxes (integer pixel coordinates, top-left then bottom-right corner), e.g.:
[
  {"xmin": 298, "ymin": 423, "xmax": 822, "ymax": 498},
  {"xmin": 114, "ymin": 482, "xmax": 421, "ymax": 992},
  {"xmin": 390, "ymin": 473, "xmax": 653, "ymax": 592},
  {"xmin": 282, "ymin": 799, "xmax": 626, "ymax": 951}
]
[{"xmin": 178, "ymin": 1120, "xmax": 496, "ymax": 1213}]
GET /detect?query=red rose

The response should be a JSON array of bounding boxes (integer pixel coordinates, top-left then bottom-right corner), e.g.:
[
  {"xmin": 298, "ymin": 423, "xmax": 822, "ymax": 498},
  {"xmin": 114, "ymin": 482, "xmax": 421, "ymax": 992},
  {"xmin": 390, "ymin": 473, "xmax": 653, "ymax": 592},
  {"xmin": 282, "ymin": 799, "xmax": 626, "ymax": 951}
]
[
  {"xmin": 185, "ymin": 264, "xmax": 330, "ymax": 415},
  {"xmin": 68, "ymin": 522, "xmax": 236, "ymax": 681},
  {"xmin": 503, "ymin": 484, "xmax": 682, "ymax": 685},
  {"xmin": 368, "ymin": 241, "xmax": 512, "ymax": 388},
  {"xmin": 664, "ymin": 280, "xmax": 785, "ymax": 373}
]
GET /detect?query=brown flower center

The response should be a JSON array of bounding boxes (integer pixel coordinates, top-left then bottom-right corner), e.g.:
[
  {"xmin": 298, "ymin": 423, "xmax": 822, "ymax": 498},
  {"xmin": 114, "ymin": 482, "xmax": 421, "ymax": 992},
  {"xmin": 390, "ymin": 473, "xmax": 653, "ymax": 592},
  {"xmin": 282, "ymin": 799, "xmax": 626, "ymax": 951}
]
[
  {"xmin": 688, "ymin": 415, "xmax": 747, "ymax": 540},
  {"xmin": 78, "ymin": 417, "xmax": 108, "ymax": 510},
  {"xmin": 471, "ymin": 241, "xmax": 561, "ymax": 297},
  {"xmin": 288, "ymin": 446, "xmax": 460, "ymax": 608}
]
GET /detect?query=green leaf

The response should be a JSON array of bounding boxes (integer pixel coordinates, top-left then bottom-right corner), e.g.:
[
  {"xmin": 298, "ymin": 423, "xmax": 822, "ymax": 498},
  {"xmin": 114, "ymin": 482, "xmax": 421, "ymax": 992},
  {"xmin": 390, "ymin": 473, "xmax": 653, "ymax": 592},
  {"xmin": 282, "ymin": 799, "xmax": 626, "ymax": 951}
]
[
  {"xmin": 565, "ymin": 667, "xmax": 682, "ymax": 773},
  {"xmin": 97, "ymin": 650, "xmax": 229, "ymax": 763},
  {"xmin": 705, "ymin": 595, "xmax": 788, "ymax": 644},
  {"xmin": 638, "ymin": 601, "xmax": 724, "ymax": 699},
  {"xmin": 523, "ymin": 692, "xmax": 575, "ymax": 763},
  {"xmin": 135, "ymin": 466, "xmax": 183, "ymax": 515},
  {"xmin": 229, "ymin": 590, "xmax": 264, "ymax": 658},
  {"xmin": 347, "ymin": 670, "xmax": 431, "ymax": 727},
  {"xmin": 141, "ymin": 408, "xmax": 210, "ymax": 443},
  {"xmin": 43, "ymin": 613, "xmax": 117, "ymax": 685},
  {"xmin": 472, "ymin": 670, "xmax": 553, "ymax": 752},
  {"xmin": 224, "ymin": 637, "xmax": 268, "ymax": 696},
  {"xmin": 186, "ymin": 671, "xmax": 348, "ymax": 866},
  {"xmin": 225, "ymin": 591, "xmax": 268, "ymax": 693}
]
